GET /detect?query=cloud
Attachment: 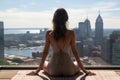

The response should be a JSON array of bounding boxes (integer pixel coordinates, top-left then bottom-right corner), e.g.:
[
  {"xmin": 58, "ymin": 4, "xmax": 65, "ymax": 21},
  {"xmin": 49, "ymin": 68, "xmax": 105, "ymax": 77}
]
[
  {"xmin": 0, "ymin": 0, "xmax": 120, "ymax": 29},
  {"xmin": 20, "ymin": 4, "xmax": 28, "ymax": 8},
  {"xmin": 29, "ymin": 2, "xmax": 37, "ymax": 6},
  {"xmin": 0, "ymin": 9, "xmax": 54, "ymax": 28},
  {"xmin": 5, "ymin": 8, "xmax": 18, "ymax": 13},
  {"xmin": 95, "ymin": 1, "xmax": 117, "ymax": 8},
  {"xmin": 20, "ymin": 2, "xmax": 37, "ymax": 8},
  {"xmin": 92, "ymin": 1, "xmax": 120, "ymax": 12},
  {"xmin": 55, "ymin": 0, "xmax": 61, "ymax": 3}
]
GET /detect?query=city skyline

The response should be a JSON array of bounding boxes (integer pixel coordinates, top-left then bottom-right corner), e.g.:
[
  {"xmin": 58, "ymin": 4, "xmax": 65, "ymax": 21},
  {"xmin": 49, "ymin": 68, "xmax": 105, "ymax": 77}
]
[{"xmin": 0, "ymin": 0, "xmax": 120, "ymax": 29}]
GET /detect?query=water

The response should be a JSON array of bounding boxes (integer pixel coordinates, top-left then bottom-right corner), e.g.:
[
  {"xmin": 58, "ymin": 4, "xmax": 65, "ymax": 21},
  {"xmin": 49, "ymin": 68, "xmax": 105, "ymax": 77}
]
[
  {"xmin": 4, "ymin": 46, "xmax": 44, "ymax": 57},
  {"xmin": 4, "ymin": 28, "xmax": 40, "ymax": 34},
  {"xmin": 4, "ymin": 28, "xmax": 46, "ymax": 57},
  {"xmin": 4, "ymin": 28, "xmax": 120, "ymax": 57},
  {"xmin": 4, "ymin": 28, "xmax": 120, "ymax": 35}
]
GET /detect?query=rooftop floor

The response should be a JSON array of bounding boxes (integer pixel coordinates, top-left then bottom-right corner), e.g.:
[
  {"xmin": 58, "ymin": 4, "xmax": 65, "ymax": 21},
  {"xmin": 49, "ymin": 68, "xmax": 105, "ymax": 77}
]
[{"xmin": 0, "ymin": 70, "xmax": 120, "ymax": 80}]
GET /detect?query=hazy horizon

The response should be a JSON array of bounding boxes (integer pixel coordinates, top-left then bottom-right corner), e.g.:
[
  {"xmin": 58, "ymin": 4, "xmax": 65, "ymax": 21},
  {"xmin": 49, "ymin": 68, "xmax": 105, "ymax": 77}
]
[
  {"xmin": 3, "ymin": 27, "xmax": 120, "ymax": 29},
  {"xmin": 0, "ymin": 0, "xmax": 120, "ymax": 29}
]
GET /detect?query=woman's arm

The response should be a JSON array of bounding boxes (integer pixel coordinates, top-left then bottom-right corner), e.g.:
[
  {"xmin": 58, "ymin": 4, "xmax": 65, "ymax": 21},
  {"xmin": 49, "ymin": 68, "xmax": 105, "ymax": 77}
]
[
  {"xmin": 70, "ymin": 31, "xmax": 96, "ymax": 75},
  {"xmin": 35, "ymin": 31, "xmax": 50, "ymax": 73},
  {"xmin": 70, "ymin": 31, "xmax": 88, "ymax": 73},
  {"xmin": 27, "ymin": 31, "xmax": 50, "ymax": 75}
]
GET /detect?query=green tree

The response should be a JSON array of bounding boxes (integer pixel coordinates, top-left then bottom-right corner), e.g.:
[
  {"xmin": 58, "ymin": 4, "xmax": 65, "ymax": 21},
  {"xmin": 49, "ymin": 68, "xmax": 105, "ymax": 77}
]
[
  {"xmin": 11, "ymin": 57, "xmax": 24, "ymax": 63},
  {"xmin": 0, "ymin": 60, "xmax": 9, "ymax": 65}
]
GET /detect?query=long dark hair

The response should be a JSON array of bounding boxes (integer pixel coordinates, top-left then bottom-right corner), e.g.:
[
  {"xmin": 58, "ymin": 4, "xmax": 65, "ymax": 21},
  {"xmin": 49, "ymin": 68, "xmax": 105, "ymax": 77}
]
[{"xmin": 52, "ymin": 8, "xmax": 68, "ymax": 41}]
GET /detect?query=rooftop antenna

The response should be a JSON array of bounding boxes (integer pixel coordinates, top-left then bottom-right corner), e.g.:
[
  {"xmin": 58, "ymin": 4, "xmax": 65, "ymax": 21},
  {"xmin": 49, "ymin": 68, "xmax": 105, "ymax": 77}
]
[
  {"xmin": 87, "ymin": 13, "xmax": 88, "ymax": 19},
  {"xmin": 86, "ymin": 12, "xmax": 88, "ymax": 20},
  {"xmin": 99, "ymin": 9, "xmax": 100, "ymax": 15}
]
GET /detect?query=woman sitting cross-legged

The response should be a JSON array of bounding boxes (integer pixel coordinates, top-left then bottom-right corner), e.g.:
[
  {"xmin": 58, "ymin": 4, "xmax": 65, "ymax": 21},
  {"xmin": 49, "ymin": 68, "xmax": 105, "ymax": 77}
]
[{"xmin": 27, "ymin": 8, "xmax": 96, "ymax": 76}]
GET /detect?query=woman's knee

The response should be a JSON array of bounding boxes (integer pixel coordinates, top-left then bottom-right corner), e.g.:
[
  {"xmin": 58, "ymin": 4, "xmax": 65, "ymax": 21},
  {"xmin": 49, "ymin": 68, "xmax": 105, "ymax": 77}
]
[
  {"xmin": 73, "ymin": 61, "xmax": 78, "ymax": 66},
  {"xmin": 44, "ymin": 61, "xmax": 48, "ymax": 67},
  {"xmin": 73, "ymin": 61, "xmax": 81, "ymax": 70},
  {"xmin": 43, "ymin": 61, "xmax": 49, "ymax": 73}
]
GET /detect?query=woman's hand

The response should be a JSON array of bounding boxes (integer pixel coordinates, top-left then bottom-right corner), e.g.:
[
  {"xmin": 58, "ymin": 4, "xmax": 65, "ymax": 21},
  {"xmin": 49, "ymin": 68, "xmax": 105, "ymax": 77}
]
[
  {"xmin": 86, "ymin": 71, "xmax": 96, "ymax": 76},
  {"xmin": 26, "ymin": 71, "xmax": 38, "ymax": 75},
  {"xmin": 26, "ymin": 67, "xmax": 42, "ymax": 75}
]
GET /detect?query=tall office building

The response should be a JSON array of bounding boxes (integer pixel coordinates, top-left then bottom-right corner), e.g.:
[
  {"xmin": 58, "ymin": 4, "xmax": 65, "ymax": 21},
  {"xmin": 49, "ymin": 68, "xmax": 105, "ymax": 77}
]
[
  {"xmin": 0, "ymin": 21, "xmax": 4, "ymax": 60},
  {"xmin": 39, "ymin": 28, "xmax": 48, "ymax": 40},
  {"xmin": 78, "ymin": 18, "xmax": 91, "ymax": 41},
  {"xmin": 95, "ymin": 13, "xmax": 103, "ymax": 46},
  {"xmin": 112, "ymin": 39, "xmax": 120, "ymax": 65},
  {"xmin": 101, "ymin": 37, "xmax": 112, "ymax": 63},
  {"xmin": 76, "ymin": 41, "xmax": 83, "ymax": 57},
  {"xmin": 84, "ymin": 18, "xmax": 92, "ymax": 38},
  {"xmin": 78, "ymin": 18, "xmax": 92, "ymax": 57},
  {"xmin": 78, "ymin": 22, "xmax": 87, "ymax": 40},
  {"xmin": 73, "ymin": 28, "xmax": 80, "ymax": 41},
  {"xmin": 101, "ymin": 31, "xmax": 120, "ymax": 65},
  {"xmin": 70, "ymin": 41, "xmax": 83, "ymax": 57},
  {"xmin": 110, "ymin": 31, "xmax": 120, "ymax": 65}
]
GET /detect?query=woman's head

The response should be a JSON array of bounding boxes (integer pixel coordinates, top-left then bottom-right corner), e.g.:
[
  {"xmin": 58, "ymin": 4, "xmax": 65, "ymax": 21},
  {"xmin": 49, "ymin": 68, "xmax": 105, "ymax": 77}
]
[
  {"xmin": 52, "ymin": 8, "xmax": 68, "ymax": 41},
  {"xmin": 53, "ymin": 8, "xmax": 68, "ymax": 27}
]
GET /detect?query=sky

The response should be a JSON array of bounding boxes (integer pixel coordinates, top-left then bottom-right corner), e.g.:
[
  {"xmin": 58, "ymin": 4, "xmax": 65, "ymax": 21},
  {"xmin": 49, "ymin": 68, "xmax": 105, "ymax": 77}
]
[{"xmin": 0, "ymin": 0, "xmax": 120, "ymax": 29}]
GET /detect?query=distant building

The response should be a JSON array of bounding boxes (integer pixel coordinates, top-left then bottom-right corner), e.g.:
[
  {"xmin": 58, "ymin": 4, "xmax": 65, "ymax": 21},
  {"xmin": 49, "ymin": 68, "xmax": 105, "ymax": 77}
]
[
  {"xmin": 0, "ymin": 21, "xmax": 4, "ymax": 60},
  {"xmin": 84, "ymin": 18, "xmax": 92, "ymax": 38},
  {"xmin": 110, "ymin": 31, "xmax": 120, "ymax": 65},
  {"xmin": 70, "ymin": 41, "xmax": 83, "ymax": 57},
  {"xmin": 101, "ymin": 31, "xmax": 120, "ymax": 65},
  {"xmin": 32, "ymin": 51, "xmax": 43, "ymax": 58},
  {"xmin": 73, "ymin": 28, "xmax": 80, "ymax": 41},
  {"xmin": 112, "ymin": 39, "xmax": 120, "ymax": 65},
  {"xmin": 76, "ymin": 41, "xmax": 83, "ymax": 57},
  {"xmin": 83, "ymin": 43, "xmax": 89, "ymax": 56},
  {"xmin": 78, "ymin": 18, "xmax": 91, "ymax": 41},
  {"xmin": 25, "ymin": 31, "xmax": 32, "ymax": 40},
  {"xmin": 78, "ymin": 22, "xmax": 87, "ymax": 40},
  {"xmin": 82, "ymin": 38, "xmax": 94, "ymax": 57},
  {"xmin": 101, "ymin": 37, "xmax": 112, "ymax": 63},
  {"xmin": 72, "ymin": 18, "xmax": 92, "ymax": 57},
  {"xmin": 39, "ymin": 28, "xmax": 48, "ymax": 40},
  {"xmin": 95, "ymin": 13, "xmax": 103, "ymax": 46}
]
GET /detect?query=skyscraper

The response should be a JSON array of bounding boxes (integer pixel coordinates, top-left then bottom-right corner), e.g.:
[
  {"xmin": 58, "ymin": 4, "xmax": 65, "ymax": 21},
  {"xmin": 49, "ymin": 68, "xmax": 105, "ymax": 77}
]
[
  {"xmin": 0, "ymin": 21, "xmax": 4, "ymax": 60},
  {"xmin": 78, "ymin": 18, "xmax": 91, "ymax": 41},
  {"xmin": 95, "ymin": 13, "xmax": 103, "ymax": 46},
  {"xmin": 78, "ymin": 18, "xmax": 92, "ymax": 57},
  {"xmin": 78, "ymin": 22, "xmax": 87, "ymax": 40},
  {"xmin": 70, "ymin": 41, "xmax": 83, "ymax": 57},
  {"xmin": 101, "ymin": 37, "xmax": 112, "ymax": 63},
  {"xmin": 110, "ymin": 31, "xmax": 120, "ymax": 65},
  {"xmin": 101, "ymin": 31, "xmax": 120, "ymax": 65},
  {"xmin": 84, "ymin": 18, "xmax": 91, "ymax": 38},
  {"xmin": 112, "ymin": 39, "xmax": 120, "ymax": 65}
]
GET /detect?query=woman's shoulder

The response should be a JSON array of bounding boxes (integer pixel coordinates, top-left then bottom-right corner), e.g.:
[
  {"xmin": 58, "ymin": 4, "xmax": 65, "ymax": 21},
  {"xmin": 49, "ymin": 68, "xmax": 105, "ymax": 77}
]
[
  {"xmin": 66, "ymin": 30, "xmax": 75, "ymax": 39},
  {"xmin": 46, "ymin": 30, "xmax": 53, "ymax": 37},
  {"xmin": 67, "ymin": 29, "xmax": 74, "ymax": 34},
  {"xmin": 46, "ymin": 29, "xmax": 52, "ymax": 33},
  {"xmin": 46, "ymin": 30, "xmax": 52, "ymax": 34}
]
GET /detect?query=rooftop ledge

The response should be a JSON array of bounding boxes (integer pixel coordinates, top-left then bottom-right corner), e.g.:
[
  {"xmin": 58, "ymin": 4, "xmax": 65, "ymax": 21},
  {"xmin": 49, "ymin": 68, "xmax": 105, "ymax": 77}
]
[
  {"xmin": 0, "ymin": 65, "xmax": 120, "ymax": 80},
  {"xmin": 0, "ymin": 65, "xmax": 120, "ymax": 70}
]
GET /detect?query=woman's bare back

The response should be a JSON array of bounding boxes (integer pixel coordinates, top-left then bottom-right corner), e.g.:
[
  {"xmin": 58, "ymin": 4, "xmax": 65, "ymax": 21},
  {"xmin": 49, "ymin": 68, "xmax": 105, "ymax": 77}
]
[
  {"xmin": 43, "ymin": 30, "xmax": 80, "ymax": 76},
  {"xmin": 27, "ymin": 8, "xmax": 96, "ymax": 76}
]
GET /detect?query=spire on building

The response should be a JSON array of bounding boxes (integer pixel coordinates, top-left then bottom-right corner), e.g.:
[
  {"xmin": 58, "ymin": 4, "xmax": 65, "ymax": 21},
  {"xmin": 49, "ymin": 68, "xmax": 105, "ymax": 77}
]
[
  {"xmin": 95, "ymin": 11, "xmax": 103, "ymax": 46},
  {"xmin": 85, "ymin": 18, "xmax": 90, "ymax": 23},
  {"xmin": 99, "ymin": 10, "xmax": 100, "ymax": 15},
  {"xmin": 96, "ymin": 10, "xmax": 103, "ymax": 22},
  {"xmin": 85, "ymin": 15, "xmax": 90, "ymax": 23}
]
